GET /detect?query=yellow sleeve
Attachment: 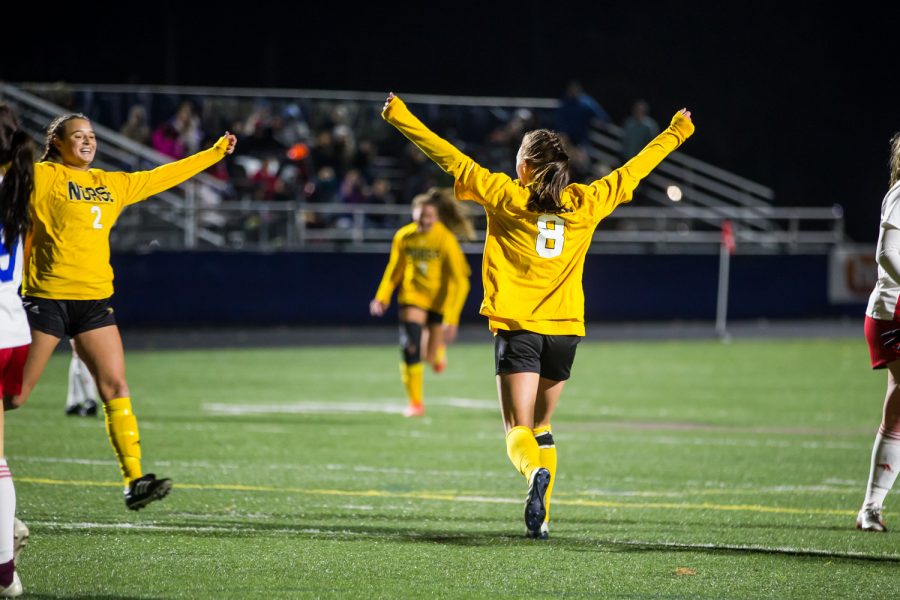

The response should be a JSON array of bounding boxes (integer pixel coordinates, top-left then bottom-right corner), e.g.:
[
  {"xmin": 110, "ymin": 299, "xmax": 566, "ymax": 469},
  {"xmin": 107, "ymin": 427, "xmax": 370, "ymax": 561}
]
[
  {"xmin": 383, "ymin": 97, "xmax": 518, "ymax": 209},
  {"xmin": 374, "ymin": 229, "xmax": 406, "ymax": 306},
  {"xmin": 111, "ymin": 136, "xmax": 230, "ymax": 206},
  {"xmin": 583, "ymin": 112, "xmax": 695, "ymax": 221},
  {"xmin": 439, "ymin": 234, "xmax": 471, "ymax": 326}
]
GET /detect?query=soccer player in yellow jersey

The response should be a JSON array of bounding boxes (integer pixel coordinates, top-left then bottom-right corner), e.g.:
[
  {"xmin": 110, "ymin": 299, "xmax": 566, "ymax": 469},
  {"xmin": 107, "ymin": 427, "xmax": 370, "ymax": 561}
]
[
  {"xmin": 383, "ymin": 92, "xmax": 693, "ymax": 538},
  {"xmin": 370, "ymin": 188, "xmax": 473, "ymax": 417},
  {"xmin": 6, "ymin": 113, "xmax": 237, "ymax": 511}
]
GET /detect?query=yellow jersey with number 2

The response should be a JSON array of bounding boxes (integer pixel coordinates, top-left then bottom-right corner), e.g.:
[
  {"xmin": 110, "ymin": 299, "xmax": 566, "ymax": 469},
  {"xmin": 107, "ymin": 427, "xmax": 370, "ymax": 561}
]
[
  {"xmin": 24, "ymin": 137, "xmax": 231, "ymax": 300},
  {"xmin": 383, "ymin": 97, "xmax": 694, "ymax": 335}
]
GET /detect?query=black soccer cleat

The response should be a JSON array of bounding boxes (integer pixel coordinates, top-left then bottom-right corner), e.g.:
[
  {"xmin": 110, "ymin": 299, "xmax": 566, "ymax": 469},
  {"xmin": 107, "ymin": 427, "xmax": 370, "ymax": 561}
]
[
  {"xmin": 125, "ymin": 473, "xmax": 173, "ymax": 511},
  {"xmin": 65, "ymin": 403, "xmax": 82, "ymax": 416},
  {"xmin": 524, "ymin": 467, "xmax": 551, "ymax": 535},
  {"xmin": 79, "ymin": 399, "xmax": 98, "ymax": 417},
  {"xmin": 525, "ymin": 521, "xmax": 549, "ymax": 540}
]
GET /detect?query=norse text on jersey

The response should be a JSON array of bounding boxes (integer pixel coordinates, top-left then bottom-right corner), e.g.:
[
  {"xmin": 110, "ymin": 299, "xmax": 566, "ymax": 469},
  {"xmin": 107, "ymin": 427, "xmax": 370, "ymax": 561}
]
[{"xmin": 67, "ymin": 182, "xmax": 115, "ymax": 203}]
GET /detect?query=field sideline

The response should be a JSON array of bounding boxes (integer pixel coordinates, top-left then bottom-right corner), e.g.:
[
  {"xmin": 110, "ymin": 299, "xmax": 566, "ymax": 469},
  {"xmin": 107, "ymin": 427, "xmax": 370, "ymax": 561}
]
[{"xmin": 8, "ymin": 333, "xmax": 896, "ymax": 598}]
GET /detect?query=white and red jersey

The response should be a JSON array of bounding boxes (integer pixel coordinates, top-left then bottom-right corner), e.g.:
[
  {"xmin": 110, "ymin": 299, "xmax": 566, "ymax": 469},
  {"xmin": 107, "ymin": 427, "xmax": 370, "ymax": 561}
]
[
  {"xmin": 0, "ymin": 230, "xmax": 30, "ymax": 348},
  {"xmin": 867, "ymin": 182, "xmax": 900, "ymax": 320}
]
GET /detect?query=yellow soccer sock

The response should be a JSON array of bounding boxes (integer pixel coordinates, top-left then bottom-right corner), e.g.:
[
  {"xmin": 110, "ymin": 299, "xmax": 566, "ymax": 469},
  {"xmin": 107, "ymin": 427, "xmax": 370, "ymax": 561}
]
[
  {"xmin": 506, "ymin": 426, "xmax": 541, "ymax": 480},
  {"xmin": 399, "ymin": 362, "xmax": 424, "ymax": 407},
  {"xmin": 534, "ymin": 425, "xmax": 557, "ymax": 523},
  {"xmin": 432, "ymin": 344, "xmax": 447, "ymax": 371},
  {"xmin": 103, "ymin": 397, "xmax": 143, "ymax": 487}
]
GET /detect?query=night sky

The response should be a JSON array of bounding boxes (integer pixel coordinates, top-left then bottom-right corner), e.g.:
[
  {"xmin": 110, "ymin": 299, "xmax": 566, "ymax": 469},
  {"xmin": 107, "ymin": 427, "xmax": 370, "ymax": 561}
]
[{"xmin": 5, "ymin": 2, "xmax": 896, "ymax": 242}]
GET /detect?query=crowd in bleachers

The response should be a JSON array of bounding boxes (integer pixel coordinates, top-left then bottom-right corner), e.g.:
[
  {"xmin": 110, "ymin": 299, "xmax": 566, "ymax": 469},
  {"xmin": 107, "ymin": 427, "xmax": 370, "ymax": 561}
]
[{"xmin": 32, "ymin": 84, "xmax": 649, "ymax": 244}]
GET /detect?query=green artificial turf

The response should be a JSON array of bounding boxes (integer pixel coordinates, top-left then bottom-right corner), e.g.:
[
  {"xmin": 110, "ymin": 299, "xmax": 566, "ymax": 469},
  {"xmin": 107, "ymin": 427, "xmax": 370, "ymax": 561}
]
[{"xmin": 8, "ymin": 337, "xmax": 896, "ymax": 599}]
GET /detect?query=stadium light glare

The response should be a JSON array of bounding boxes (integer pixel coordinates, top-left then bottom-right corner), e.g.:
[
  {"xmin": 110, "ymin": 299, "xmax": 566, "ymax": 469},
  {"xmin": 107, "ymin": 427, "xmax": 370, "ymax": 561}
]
[{"xmin": 666, "ymin": 185, "xmax": 683, "ymax": 202}]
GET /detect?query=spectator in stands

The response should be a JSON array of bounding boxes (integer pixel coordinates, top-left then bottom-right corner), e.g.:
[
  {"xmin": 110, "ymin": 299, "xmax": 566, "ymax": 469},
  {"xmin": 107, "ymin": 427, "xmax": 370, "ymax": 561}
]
[
  {"xmin": 555, "ymin": 80, "xmax": 610, "ymax": 149},
  {"xmin": 620, "ymin": 99, "xmax": 660, "ymax": 165},
  {"xmin": 273, "ymin": 104, "xmax": 311, "ymax": 149},
  {"xmin": 858, "ymin": 131, "xmax": 900, "ymax": 533},
  {"xmin": 119, "ymin": 105, "xmax": 150, "ymax": 146},
  {"xmin": 151, "ymin": 101, "xmax": 204, "ymax": 160}
]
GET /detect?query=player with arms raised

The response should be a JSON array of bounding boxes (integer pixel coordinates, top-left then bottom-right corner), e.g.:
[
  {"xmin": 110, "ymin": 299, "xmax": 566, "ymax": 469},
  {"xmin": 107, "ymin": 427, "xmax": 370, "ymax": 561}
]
[{"xmin": 382, "ymin": 92, "xmax": 693, "ymax": 538}]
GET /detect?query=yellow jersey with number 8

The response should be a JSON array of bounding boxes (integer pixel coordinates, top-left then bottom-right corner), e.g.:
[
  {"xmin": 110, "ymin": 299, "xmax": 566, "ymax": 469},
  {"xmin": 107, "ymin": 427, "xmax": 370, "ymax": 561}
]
[
  {"xmin": 383, "ymin": 97, "xmax": 694, "ymax": 335},
  {"xmin": 24, "ymin": 139, "xmax": 230, "ymax": 300}
]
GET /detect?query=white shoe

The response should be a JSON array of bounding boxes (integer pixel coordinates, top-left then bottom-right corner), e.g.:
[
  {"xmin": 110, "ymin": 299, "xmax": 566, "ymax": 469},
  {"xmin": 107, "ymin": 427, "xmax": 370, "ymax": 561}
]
[
  {"xmin": 12, "ymin": 519, "xmax": 28, "ymax": 564},
  {"xmin": 0, "ymin": 572, "xmax": 22, "ymax": 598},
  {"xmin": 856, "ymin": 503, "xmax": 887, "ymax": 532}
]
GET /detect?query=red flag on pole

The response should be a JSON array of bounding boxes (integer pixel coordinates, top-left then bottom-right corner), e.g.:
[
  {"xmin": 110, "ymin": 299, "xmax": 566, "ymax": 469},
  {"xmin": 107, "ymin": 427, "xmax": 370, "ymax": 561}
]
[{"xmin": 721, "ymin": 220, "xmax": 736, "ymax": 255}]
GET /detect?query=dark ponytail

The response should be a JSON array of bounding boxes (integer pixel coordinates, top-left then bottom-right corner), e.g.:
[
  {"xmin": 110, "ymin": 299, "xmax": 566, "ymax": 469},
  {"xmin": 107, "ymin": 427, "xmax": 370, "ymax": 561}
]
[
  {"xmin": 520, "ymin": 129, "xmax": 571, "ymax": 214},
  {"xmin": 0, "ymin": 105, "xmax": 35, "ymax": 253}
]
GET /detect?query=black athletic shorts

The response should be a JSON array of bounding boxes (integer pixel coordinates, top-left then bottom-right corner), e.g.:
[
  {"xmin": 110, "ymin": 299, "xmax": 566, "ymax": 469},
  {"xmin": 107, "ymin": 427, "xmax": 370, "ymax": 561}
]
[
  {"xmin": 22, "ymin": 296, "xmax": 117, "ymax": 339},
  {"xmin": 494, "ymin": 329, "xmax": 581, "ymax": 381},
  {"xmin": 399, "ymin": 304, "xmax": 443, "ymax": 325}
]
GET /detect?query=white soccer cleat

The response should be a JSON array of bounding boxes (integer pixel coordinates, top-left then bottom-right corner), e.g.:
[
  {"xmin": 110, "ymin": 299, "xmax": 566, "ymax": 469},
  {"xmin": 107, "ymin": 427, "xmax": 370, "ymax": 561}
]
[
  {"xmin": 0, "ymin": 571, "xmax": 22, "ymax": 598},
  {"xmin": 856, "ymin": 503, "xmax": 887, "ymax": 532},
  {"xmin": 12, "ymin": 519, "xmax": 28, "ymax": 564}
]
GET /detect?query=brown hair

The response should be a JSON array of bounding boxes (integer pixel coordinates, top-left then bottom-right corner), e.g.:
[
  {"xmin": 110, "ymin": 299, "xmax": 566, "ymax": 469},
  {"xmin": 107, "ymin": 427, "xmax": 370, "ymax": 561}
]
[
  {"xmin": 520, "ymin": 129, "xmax": 571, "ymax": 213},
  {"xmin": 412, "ymin": 187, "xmax": 475, "ymax": 241},
  {"xmin": 40, "ymin": 113, "xmax": 90, "ymax": 163},
  {"xmin": 890, "ymin": 132, "xmax": 900, "ymax": 188},
  {"xmin": 0, "ymin": 104, "xmax": 34, "ymax": 253}
]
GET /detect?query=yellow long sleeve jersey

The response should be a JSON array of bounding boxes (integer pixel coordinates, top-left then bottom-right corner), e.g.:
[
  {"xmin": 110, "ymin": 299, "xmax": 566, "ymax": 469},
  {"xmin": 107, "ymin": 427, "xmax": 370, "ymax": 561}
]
[
  {"xmin": 383, "ymin": 97, "xmax": 694, "ymax": 335},
  {"xmin": 374, "ymin": 220, "xmax": 471, "ymax": 325},
  {"xmin": 24, "ymin": 137, "xmax": 230, "ymax": 300}
]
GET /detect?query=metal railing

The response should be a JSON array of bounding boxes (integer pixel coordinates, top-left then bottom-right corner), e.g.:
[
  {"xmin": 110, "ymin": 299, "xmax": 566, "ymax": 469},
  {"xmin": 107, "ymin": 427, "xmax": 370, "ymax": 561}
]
[
  {"xmin": 117, "ymin": 200, "xmax": 844, "ymax": 255},
  {"xmin": 4, "ymin": 82, "xmax": 842, "ymax": 254}
]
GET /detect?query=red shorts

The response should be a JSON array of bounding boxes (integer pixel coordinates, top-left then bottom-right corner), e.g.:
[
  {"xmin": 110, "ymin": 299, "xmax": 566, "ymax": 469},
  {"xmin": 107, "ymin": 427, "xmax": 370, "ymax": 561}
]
[
  {"xmin": 0, "ymin": 345, "xmax": 29, "ymax": 396},
  {"xmin": 864, "ymin": 316, "xmax": 900, "ymax": 369}
]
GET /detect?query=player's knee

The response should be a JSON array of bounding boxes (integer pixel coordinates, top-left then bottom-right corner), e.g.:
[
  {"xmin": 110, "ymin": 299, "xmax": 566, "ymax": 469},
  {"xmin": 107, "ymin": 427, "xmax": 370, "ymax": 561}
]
[
  {"xmin": 399, "ymin": 321, "xmax": 423, "ymax": 364},
  {"xmin": 97, "ymin": 378, "xmax": 130, "ymax": 401}
]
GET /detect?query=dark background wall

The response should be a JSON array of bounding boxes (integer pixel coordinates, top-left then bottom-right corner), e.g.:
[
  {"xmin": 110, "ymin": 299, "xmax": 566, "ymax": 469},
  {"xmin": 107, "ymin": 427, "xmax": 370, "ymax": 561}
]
[{"xmin": 108, "ymin": 251, "xmax": 860, "ymax": 328}]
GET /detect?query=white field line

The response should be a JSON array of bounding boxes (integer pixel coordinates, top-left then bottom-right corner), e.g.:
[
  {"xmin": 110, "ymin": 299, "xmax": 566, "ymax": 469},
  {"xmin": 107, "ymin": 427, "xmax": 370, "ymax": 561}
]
[
  {"xmin": 21, "ymin": 521, "xmax": 900, "ymax": 561},
  {"xmin": 202, "ymin": 397, "xmax": 495, "ymax": 416}
]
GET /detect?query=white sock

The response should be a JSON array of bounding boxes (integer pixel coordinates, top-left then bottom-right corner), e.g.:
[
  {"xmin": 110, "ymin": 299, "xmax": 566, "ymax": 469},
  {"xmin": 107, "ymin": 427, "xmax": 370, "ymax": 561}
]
[
  {"xmin": 67, "ymin": 354, "xmax": 84, "ymax": 409},
  {"xmin": 76, "ymin": 356, "xmax": 98, "ymax": 402},
  {"xmin": 863, "ymin": 433, "xmax": 900, "ymax": 507},
  {"xmin": 0, "ymin": 459, "xmax": 16, "ymax": 563}
]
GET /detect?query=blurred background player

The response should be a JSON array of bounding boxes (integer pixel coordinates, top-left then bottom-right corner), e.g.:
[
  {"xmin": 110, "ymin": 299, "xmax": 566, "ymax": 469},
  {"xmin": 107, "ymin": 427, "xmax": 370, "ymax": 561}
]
[
  {"xmin": 859, "ymin": 131, "xmax": 900, "ymax": 532},
  {"xmin": 6, "ymin": 112, "xmax": 236, "ymax": 511},
  {"xmin": 65, "ymin": 340, "xmax": 99, "ymax": 417},
  {"xmin": 382, "ymin": 92, "xmax": 693, "ymax": 538},
  {"xmin": 370, "ymin": 187, "xmax": 473, "ymax": 417},
  {"xmin": 0, "ymin": 103, "xmax": 34, "ymax": 597}
]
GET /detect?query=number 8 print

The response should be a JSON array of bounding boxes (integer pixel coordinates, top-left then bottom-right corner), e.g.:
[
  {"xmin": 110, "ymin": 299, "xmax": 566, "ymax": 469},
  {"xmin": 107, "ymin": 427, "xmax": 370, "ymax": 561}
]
[{"xmin": 535, "ymin": 214, "xmax": 565, "ymax": 258}]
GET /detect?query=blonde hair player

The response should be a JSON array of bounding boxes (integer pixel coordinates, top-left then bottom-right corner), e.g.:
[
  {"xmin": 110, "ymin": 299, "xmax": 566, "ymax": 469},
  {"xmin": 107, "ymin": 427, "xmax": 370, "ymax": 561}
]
[
  {"xmin": 859, "ymin": 131, "xmax": 900, "ymax": 532},
  {"xmin": 0, "ymin": 103, "xmax": 35, "ymax": 597},
  {"xmin": 370, "ymin": 187, "xmax": 473, "ymax": 417},
  {"xmin": 383, "ymin": 92, "xmax": 693, "ymax": 538},
  {"xmin": 5, "ymin": 113, "xmax": 236, "ymax": 511}
]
